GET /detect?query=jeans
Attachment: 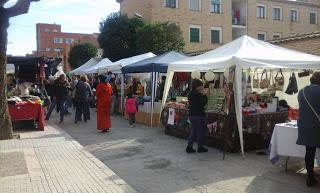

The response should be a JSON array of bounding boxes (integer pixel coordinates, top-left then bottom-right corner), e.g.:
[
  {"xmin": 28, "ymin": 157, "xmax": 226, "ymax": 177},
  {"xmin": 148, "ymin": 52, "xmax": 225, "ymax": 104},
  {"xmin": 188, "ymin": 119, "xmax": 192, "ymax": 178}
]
[
  {"xmin": 128, "ymin": 113, "xmax": 136, "ymax": 125},
  {"xmin": 305, "ymin": 146, "xmax": 317, "ymax": 177},
  {"xmin": 75, "ymin": 101, "xmax": 90, "ymax": 122},
  {"xmin": 188, "ymin": 116, "xmax": 206, "ymax": 147},
  {"xmin": 59, "ymin": 100, "xmax": 68, "ymax": 122},
  {"xmin": 45, "ymin": 98, "xmax": 57, "ymax": 120}
]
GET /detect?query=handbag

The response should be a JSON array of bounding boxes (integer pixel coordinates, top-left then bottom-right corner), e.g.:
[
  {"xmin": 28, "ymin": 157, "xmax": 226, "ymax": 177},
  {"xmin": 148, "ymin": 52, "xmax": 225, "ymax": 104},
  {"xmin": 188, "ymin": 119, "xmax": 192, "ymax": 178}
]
[
  {"xmin": 298, "ymin": 70, "xmax": 310, "ymax": 78},
  {"xmin": 285, "ymin": 72, "xmax": 298, "ymax": 95},
  {"xmin": 260, "ymin": 69, "xmax": 270, "ymax": 89},
  {"xmin": 303, "ymin": 88, "xmax": 320, "ymax": 123},
  {"xmin": 252, "ymin": 70, "xmax": 259, "ymax": 89},
  {"xmin": 275, "ymin": 69, "xmax": 284, "ymax": 91},
  {"xmin": 267, "ymin": 70, "xmax": 276, "ymax": 92}
]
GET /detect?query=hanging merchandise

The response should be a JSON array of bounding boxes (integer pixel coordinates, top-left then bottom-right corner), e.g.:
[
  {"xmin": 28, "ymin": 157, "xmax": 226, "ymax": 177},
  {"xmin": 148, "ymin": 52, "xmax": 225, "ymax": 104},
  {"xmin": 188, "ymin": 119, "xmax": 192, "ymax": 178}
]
[
  {"xmin": 274, "ymin": 69, "xmax": 284, "ymax": 91},
  {"xmin": 191, "ymin": 71, "xmax": 201, "ymax": 79},
  {"xmin": 298, "ymin": 70, "xmax": 310, "ymax": 78},
  {"xmin": 260, "ymin": 69, "xmax": 270, "ymax": 89},
  {"xmin": 267, "ymin": 70, "xmax": 276, "ymax": 92},
  {"xmin": 175, "ymin": 72, "xmax": 189, "ymax": 82},
  {"xmin": 285, "ymin": 72, "xmax": 298, "ymax": 95},
  {"xmin": 252, "ymin": 70, "xmax": 259, "ymax": 89},
  {"xmin": 246, "ymin": 70, "xmax": 252, "ymax": 93},
  {"xmin": 204, "ymin": 71, "xmax": 215, "ymax": 81}
]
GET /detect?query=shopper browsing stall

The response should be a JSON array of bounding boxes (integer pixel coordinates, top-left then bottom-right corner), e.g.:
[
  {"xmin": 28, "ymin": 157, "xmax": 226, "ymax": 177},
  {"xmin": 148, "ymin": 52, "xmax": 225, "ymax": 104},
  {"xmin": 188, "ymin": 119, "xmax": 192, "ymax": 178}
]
[
  {"xmin": 74, "ymin": 75, "xmax": 92, "ymax": 124},
  {"xmin": 186, "ymin": 79, "xmax": 209, "ymax": 154},
  {"xmin": 297, "ymin": 71, "xmax": 320, "ymax": 187}
]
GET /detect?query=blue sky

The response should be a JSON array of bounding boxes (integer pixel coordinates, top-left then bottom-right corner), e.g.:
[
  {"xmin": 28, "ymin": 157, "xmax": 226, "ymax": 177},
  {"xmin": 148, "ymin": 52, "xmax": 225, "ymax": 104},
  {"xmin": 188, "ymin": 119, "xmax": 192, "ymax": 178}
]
[{"xmin": 5, "ymin": 0, "xmax": 120, "ymax": 56}]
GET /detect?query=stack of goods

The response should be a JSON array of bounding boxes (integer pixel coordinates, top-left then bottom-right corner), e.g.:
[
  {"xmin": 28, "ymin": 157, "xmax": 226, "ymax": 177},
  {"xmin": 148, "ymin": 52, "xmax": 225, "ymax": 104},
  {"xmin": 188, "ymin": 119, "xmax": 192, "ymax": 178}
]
[
  {"xmin": 166, "ymin": 101, "xmax": 188, "ymax": 109},
  {"xmin": 207, "ymin": 88, "xmax": 224, "ymax": 112},
  {"xmin": 7, "ymin": 95, "xmax": 43, "ymax": 105}
]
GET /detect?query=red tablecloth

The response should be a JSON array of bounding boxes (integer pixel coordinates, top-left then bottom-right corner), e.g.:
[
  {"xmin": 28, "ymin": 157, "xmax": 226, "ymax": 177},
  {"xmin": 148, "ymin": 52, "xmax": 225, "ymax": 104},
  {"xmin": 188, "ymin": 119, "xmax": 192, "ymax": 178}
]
[{"xmin": 8, "ymin": 102, "xmax": 45, "ymax": 130}]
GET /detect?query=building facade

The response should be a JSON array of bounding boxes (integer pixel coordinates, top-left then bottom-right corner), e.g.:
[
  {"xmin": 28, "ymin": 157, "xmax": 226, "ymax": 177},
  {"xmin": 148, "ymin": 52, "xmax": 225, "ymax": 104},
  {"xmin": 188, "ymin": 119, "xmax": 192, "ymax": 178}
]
[
  {"xmin": 36, "ymin": 23, "xmax": 99, "ymax": 71},
  {"xmin": 118, "ymin": 0, "xmax": 320, "ymax": 53}
]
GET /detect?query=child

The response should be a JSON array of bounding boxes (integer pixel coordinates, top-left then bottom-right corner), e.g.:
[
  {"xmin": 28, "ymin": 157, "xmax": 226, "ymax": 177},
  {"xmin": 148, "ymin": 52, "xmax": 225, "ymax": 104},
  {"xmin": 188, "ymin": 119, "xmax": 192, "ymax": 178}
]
[{"xmin": 125, "ymin": 92, "xmax": 137, "ymax": 127}]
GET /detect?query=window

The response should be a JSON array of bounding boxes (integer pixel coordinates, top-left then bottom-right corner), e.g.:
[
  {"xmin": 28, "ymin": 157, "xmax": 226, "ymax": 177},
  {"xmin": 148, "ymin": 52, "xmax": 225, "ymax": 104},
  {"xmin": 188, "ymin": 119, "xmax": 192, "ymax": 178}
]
[
  {"xmin": 310, "ymin": 11, "xmax": 317, "ymax": 24},
  {"xmin": 273, "ymin": 33, "xmax": 282, "ymax": 40},
  {"xmin": 272, "ymin": 7, "xmax": 282, "ymax": 20},
  {"xmin": 44, "ymin": 29, "xmax": 50, "ymax": 32},
  {"xmin": 189, "ymin": 25, "xmax": 201, "ymax": 43},
  {"xmin": 290, "ymin": 9, "xmax": 299, "ymax": 22},
  {"xmin": 52, "ymin": 29, "xmax": 58, "ymax": 33},
  {"xmin": 54, "ymin": 37, "xmax": 63, "ymax": 44},
  {"xmin": 257, "ymin": 32, "xmax": 267, "ymax": 41},
  {"xmin": 211, "ymin": 27, "xmax": 222, "ymax": 44},
  {"xmin": 210, "ymin": 0, "xmax": 221, "ymax": 14},
  {"xmin": 45, "ymin": 48, "xmax": 51, "ymax": 51},
  {"xmin": 189, "ymin": 0, "xmax": 200, "ymax": 11},
  {"xmin": 165, "ymin": 0, "xmax": 177, "ymax": 8},
  {"xmin": 65, "ymin": 38, "xmax": 74, "ymax": 44},
  {"xmin": 257, "ymin": 4, "xmax": 266, "ymax": 19}
]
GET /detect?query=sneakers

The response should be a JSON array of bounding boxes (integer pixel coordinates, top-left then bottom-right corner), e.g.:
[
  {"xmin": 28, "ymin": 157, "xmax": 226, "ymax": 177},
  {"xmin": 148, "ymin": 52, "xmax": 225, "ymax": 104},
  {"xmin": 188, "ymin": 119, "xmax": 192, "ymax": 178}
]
[
  {"xmin": 306, "ymin": 176, "xmax": 318, "ymax": 187},
  {"xmin": 186, "ymin": 145, "xmax": 196, "ymax": 154},
  {"xmin": 197, "ymin": 146, "xmax": 208, "ymax": 153}
]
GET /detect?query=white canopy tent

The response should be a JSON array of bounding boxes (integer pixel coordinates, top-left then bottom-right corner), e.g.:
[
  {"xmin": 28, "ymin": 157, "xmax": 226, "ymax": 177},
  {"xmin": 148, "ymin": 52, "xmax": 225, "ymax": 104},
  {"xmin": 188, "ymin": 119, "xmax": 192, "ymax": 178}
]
[
  {"xmin": 85, "ymin": 58, "xmax": 112, "ymax": 74},
  {"xmin": 6, "ymin": 63, "xmax": 15, "ymax": 74},
  {"xmin": 70, "ymin": 58, "xmax": 100, "ymax": 75},
  {"xmin": 98, "ymin": 52, "xmax": 156, "ymax": 74},
  {"xmin": 162, "ymin": 35, "xmax": 320, "ymax": 157}
]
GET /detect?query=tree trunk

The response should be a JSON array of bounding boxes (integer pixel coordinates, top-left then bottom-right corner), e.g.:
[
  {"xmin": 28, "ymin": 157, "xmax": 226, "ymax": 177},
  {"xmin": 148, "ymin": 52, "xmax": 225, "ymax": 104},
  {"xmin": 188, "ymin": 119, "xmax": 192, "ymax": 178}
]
[{"xmin": 0, "ymin": 10, "xmax": 13, "ymax": 140}]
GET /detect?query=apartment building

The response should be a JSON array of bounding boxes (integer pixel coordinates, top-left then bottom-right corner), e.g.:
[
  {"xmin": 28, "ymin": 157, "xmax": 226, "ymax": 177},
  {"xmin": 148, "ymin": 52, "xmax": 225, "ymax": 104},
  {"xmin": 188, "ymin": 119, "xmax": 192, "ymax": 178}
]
[
  {"xmin": 118, "ymin": 0, "xmax": 320, "ymax": 53},
  {"xmin": 36, "ymin": 23, "xmax": 99, "ymax": 71}
]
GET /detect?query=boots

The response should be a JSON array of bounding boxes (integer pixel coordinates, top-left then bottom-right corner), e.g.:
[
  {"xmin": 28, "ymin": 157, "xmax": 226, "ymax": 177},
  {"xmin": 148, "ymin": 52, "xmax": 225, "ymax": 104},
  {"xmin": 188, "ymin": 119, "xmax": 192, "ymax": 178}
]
[
  {"xmin": 186, "ymin": 145, "xmax": 196, "ymax": 153},
  {"xmin": 306, "ymin": 175, "xmax": 318, "ymax": 187}
]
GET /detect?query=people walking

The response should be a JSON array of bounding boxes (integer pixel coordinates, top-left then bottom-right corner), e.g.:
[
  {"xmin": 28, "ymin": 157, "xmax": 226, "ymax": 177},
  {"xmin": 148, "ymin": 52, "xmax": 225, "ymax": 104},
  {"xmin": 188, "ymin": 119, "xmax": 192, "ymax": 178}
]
[
  {"xmin": 74, "ymin": 75, "xmax": 92, "ymax": 124},
  {"xmin": 297, "ymin": 71, "xmax": 320, "ymax": 187},
  {"xmin": 96, "ymin": 75, "xmax": 113, "ymax": 132},
  {"xmin": 125, "ymin": 92, "xmax": 137, "ymax": 127},
  {"xmin": 110, "ymin": 79, "xmax": 119, "ymax": 115},
  {"xmin": 55, "ymin": 74, "xmax": 71, "ymax": 123},
  {"xmin": 186, "ymin": 79, "xmax": 209, "ymax": 154},
  {"xmin": 45, "ymin": 77, "xmax": 58, "ymax": 121}
]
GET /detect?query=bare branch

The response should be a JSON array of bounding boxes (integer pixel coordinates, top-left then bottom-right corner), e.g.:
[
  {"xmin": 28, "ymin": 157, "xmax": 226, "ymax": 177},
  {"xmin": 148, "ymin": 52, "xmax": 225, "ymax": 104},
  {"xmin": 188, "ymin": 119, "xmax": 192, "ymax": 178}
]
[{"xmin": 5, "ymin": 0, "xmax": 40, "ymax": 18}]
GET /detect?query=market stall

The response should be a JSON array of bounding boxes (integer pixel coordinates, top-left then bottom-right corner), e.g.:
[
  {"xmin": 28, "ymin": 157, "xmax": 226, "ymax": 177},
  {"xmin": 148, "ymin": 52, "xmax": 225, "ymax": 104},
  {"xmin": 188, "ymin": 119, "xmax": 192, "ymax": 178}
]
[
  {"xmin": 70, "ymin": 58, "xmax": 101, "ymax": 75},
  {"xmin": 84, "ymin": 58, "xmax": 112, "ymax": 74},
  {"xmin": 121, "ymin": 51, "xmax": 188, "ymax": 126},
  {"xmin": 6, "ymin": 56, "xmax": 60, "ymax": 130},
  {"xmin": 161, "ymin": 35, "xmax": 320, "ymax": 156}
]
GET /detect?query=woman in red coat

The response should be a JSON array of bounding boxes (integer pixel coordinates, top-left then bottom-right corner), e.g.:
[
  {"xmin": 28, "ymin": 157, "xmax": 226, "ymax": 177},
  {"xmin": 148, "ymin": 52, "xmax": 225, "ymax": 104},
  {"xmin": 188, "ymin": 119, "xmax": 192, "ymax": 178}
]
[{"xmin": 96, "ymin": 75, "xmax": 113, "ymax": 132}]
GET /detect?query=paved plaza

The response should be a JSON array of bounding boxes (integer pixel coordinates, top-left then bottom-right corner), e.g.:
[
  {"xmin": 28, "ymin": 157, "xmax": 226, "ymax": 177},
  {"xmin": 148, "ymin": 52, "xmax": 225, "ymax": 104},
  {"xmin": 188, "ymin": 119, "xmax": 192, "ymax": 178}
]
[{"xmin": 1, "ymin": 109, "xmax": 319, "ymax": 193}]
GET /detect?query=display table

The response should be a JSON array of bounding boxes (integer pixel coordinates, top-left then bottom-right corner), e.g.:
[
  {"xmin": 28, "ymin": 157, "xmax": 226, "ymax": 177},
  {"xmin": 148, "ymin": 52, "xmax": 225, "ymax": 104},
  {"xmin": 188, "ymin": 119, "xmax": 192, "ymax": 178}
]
[
  {"xmin": 269, "ymin": 123, "xmax": 320, "ymax": 165},
  {"xmin": 162, "ymin": 107, "xmax": 288, "ymax": 152},
  {"xmin": 8, "ymin": 102, "xmax": 45, "ymax": 130}
]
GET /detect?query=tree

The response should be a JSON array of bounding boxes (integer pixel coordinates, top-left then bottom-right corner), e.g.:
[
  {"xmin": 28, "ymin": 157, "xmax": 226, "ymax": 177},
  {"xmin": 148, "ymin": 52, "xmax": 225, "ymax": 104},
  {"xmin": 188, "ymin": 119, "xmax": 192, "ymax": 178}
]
[
  {"xmin": 68, "ymin": 43, "xmax": 98, "ymax": 70},
  {"xmin": 98, "ymin": 12, "xmax": 144, "ymax": 62},
  {"xmin": 0, "ymin": 0, "xmax": 40, "ymax": 140},
  {"xmin": 137, "ymin": 22, "xmax": 185, "ymax": 54}
]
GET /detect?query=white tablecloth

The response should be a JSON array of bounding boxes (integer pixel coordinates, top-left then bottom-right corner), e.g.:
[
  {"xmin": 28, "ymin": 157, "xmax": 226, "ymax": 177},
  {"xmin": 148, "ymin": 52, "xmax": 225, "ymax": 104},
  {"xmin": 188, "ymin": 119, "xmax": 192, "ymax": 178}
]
[{"xmin": 269, "ymin": 123, "xmax": 320, "ymax": 164}]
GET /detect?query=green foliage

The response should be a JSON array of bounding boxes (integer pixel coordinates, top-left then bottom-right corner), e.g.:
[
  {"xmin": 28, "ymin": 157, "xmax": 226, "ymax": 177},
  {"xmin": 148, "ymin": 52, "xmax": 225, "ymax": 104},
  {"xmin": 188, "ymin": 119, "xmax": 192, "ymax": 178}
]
[
  {"xmin": 98, "ymin": 12, "xmax": 185, "ymax": 61},
  {"xmin": 98, "ymin": 12, "xmax": 144, "ymax": 61},
  {"xmin": 137, "ymin": 22, "xmax": 185, "ymax": 54},
  {"xmin": 68, "ymin": 43, "xmax": 97, "ymax": 70}
]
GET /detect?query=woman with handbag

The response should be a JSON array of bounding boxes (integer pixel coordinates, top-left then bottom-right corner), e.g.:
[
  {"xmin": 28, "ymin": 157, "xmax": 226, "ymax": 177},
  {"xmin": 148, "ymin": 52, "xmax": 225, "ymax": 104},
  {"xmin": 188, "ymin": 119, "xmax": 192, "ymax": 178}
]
[{"xmin": 297, "ymin": 72, "xmax": 320, "ymax": 187}]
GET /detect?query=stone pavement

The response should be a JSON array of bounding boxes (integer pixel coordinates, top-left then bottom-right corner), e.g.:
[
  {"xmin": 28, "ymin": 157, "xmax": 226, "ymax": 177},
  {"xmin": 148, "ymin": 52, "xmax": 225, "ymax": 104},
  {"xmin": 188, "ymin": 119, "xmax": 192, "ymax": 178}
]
[
  {"xmin": 0, "ymin": 123, "xmax": 137, "ymax": 193},
  {"xmin": 56, "ymin": 110, "xmax": 320, "ymax": 193}
]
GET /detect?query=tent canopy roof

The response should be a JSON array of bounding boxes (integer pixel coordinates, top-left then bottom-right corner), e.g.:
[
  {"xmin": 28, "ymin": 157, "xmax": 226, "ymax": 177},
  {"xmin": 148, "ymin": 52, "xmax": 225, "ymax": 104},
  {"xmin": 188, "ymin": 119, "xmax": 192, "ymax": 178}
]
[
  {"xmin": 122, "ymin": 51, "xmax": 188, "ymax": 74},
  {"xmin": 85, "ymin": 58, "xmax": 112, "ymax": 74},
  {"xmin": 99, "ymin": 52, "xmax": 156, "ymax": 73},
  {"xmin": 71, "ymin": 58, "xmax": 101, "ymax": 75},
  {"xmin": 170, "ymin": 35, "xmax": 320, "ymax": 72}
]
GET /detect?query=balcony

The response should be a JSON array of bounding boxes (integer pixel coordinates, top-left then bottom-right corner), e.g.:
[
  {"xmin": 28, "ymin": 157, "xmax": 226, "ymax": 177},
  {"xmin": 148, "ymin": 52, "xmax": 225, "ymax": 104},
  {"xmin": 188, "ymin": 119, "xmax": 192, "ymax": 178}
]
[{"xmin": 232, "ymin": 0, "xmax": 247, "ymax": 27}]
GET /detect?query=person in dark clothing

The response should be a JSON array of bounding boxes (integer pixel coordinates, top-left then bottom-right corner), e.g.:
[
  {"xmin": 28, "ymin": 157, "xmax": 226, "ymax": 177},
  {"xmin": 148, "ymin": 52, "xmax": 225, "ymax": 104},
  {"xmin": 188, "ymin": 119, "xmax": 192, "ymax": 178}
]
[
  {"xmin": 45, "ymin": 78, "xmax": 59, "ymax": 121},
  {"xmin": 74, "ymin": 75, "xmax": 92, "ymax": 124},
  {"xmin": 110, "ymin": 79, "xmax": 119, "ymax": 115},
  {"xmin": 297, "ymin": 72, "xmax": 320, "ymax": 187},
  {"xmin": 55, "ymin": 74, "xmax": 70, "ymax": 123},
  {"xmin": 157, "ymin": 76, "xmax": 166, "ymax": 100},
  {"xmin": 186, "ymin": 78, "xmax": 208, "ymax": 154}
]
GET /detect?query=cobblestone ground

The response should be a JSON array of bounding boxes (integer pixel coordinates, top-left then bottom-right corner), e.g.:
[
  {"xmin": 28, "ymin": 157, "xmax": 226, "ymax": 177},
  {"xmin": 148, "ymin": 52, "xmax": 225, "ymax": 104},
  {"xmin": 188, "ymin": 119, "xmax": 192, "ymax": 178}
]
[
  {"xmin": 57, "ymin": 110, "xmax": 320, "ymax": 193},
  {"xmin": 0, "ymin": 123, "xmax": 136, "ymax": 193}
]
